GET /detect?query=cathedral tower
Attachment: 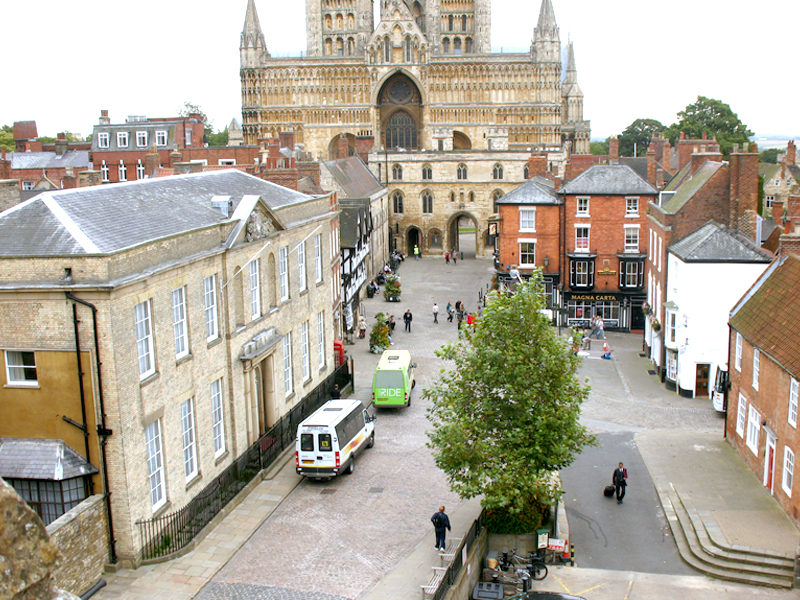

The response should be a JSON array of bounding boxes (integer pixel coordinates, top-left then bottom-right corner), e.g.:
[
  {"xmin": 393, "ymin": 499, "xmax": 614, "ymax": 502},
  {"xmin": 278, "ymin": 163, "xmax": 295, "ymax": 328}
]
[
  {"xmin": 531, "ymin": 0, "xmax": 560, "ymax": 64},
  {"xmin": 240, "ymin": 0, "xmax": 269, "ymax": 68},
  {"xmin": 307, "ymin": 0, "xmax": 375, "ymax": 57}
]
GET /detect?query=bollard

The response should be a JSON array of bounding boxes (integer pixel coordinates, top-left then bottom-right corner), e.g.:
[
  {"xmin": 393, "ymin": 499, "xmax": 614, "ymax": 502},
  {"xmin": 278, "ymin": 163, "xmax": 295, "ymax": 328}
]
[{"xmin": 570, "ymin": 544, "xmax": 575, "ymax": 567}]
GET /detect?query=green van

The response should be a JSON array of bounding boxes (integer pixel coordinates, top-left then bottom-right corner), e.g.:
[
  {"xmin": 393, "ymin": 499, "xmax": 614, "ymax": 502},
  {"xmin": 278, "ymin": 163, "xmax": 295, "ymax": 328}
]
[{"xmin": 372, "ymin": 350, "xmax": 416, "ymax": 408}]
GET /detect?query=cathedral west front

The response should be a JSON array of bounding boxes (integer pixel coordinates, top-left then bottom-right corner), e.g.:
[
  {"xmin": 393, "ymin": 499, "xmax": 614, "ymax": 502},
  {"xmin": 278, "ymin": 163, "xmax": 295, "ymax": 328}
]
[{"xmin": 241, "ymin": 0, "xmax": 590, "ymax": 256}]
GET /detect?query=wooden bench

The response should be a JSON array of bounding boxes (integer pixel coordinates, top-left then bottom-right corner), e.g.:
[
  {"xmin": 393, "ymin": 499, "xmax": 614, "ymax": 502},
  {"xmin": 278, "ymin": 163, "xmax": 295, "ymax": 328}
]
[
  {"xmin": 438, "ymin": 537, "xmax": 462, "ymax": 565},
  {"xmin": 420, "ymin": 566, "xmax": 448, "ymax": 599}
]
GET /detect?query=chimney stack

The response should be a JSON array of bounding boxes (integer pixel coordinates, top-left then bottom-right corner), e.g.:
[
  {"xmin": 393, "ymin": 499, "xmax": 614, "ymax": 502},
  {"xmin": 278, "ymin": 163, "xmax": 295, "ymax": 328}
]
[
  {"xmin": 729, "ymin": 142, "xmax": 759, "ymax": 240},
  {"xmin": 785, "ymin": 141, "xmax": 796, "ymax": 165},
  {"xmin": 55, "ymin": 132, "xmax": 68, "ymax": 156},
  {"xmin": 609, "ymin": 136, "xmax": 619, "ymax": 163},
  {"xmin": 99, "ymin": 110, "xmax": 110, "ymax": 125},
  {"xmin": 647, "ymin": 142, "xmax": 657, "ymax": 186}
]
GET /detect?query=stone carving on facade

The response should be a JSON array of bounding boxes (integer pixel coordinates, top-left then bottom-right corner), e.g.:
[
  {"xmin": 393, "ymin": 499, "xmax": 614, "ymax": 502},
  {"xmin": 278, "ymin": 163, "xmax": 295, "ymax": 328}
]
[{"xmin": 246, "ymin": 209, "xmax": 275, "ymax": 242}]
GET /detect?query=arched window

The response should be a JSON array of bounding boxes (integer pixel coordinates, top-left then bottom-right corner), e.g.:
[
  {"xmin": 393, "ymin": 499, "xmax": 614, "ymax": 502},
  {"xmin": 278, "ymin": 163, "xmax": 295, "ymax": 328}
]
[
  {"xmin": 336, "ymin": 38, "xmax": 344, "ymax": 56},
  {"xmin": 469, "ymin": 191, "xmax": 474, "ymax": 202},
  {"xmin": 442, "ymin": 38, "xmax": 450, "ymax": 53},
  {"xmin": 336, "ymin": 13, "xmax": 343, "ymax": 28},
  {"xmin": 392, "ymin": 164, "xmax": 403, "ymax": 180},
  {"xmin": 492, "ymin": 190, "xmax": 504, "ymax": 213},
  {"xmin": 422, "ymin": 191, "xmax": 433, "ymax": 214},
  {"xmin": 524, "ymin": 165, "xmax": 530, "ymax": 179},
  {"xmin": 325, "ymin": 38, "xmax": 333, "ymax": 55},
  {"xmin": 493, "ymin": 163, "xmax": 504, "ymax": 180},
  {"xmin": 448, "ymin": 14, "xmax": 454, "ymax": 31},
  {"xmin": 422, "ymin": 164, "xmax": 432, "ymax": 180},
  {"xmin": 404, "ymin": 37, "xmax": 413, "ymax": 62},
  {"xmin": 392, "ymin": 191, "xmax": 404, "ymax": 214},
  {"xmin": 347, "ymin": 37, "xmax": 355, "ymax": 55},
  {"xmin": 385, "ymin": 111, "xmax": 418, "ymax": 149},
  {"xmin": 430, "ymin": 230, "xmax": 442, "ymax": 247},
  {"xmin": 454, "ymin": 38, "xmax": 461, "ymax": 54},
  {"xmin": 450, "ymin": 191, "xmax": 456, "ymax": 202},
  {"xmin": 466, "ymin": 38, "xmax": 473, "ymax": 53},
  {"xmin": 347, "ymin": 13, "xmax": 355, "ymax": 28},
  {"xmin": 384, "ymin": 37, "xmax": 391, "ymax": 62},
  {"xmin": 324, "ymin": 15, "xmax": 332, "ymax": 29},
  {"xmin": 457, "ymin": 164, "xmax": 467, "ymax": 180},
  {"xmin": 461, "ymin": 14, "xmax": 467, "ymax": 31}
]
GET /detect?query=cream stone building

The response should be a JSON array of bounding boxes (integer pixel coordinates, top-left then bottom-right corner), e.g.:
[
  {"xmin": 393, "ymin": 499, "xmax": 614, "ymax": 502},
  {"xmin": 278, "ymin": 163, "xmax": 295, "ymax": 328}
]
[
  {"xmin": 240, "ymin": 0, "xmax": 590, "ymax": 160},
  {"xmin": 0, "ymin": 170, "xmax": 341, "ymax": 565}
]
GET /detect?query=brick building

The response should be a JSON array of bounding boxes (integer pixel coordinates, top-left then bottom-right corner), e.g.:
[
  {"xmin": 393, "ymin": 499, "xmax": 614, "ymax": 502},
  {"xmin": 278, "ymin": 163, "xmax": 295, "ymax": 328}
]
[
  {"xmin": 727, "ymin": 253, "xmax": 800, "ymax": 526},
  {"xmin": 0, "ymin": 170, "xmax": 341, "ymax": 565},
  {"xmin": 646, "ymin": 143, "xmax": 760, "ymax": 374}
]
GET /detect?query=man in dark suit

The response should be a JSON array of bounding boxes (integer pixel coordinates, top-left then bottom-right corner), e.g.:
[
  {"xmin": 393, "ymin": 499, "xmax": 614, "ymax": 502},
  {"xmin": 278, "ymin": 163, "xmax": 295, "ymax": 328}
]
[{"xmin": 613, "ymin": 462, "xmax": 628, "ymax": 504}]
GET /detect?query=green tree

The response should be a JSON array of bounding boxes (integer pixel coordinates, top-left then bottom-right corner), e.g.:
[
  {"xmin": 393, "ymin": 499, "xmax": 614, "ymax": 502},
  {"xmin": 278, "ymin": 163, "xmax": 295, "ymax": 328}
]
[
  {"xmin": 177, "ymin": 101, "xmax": 211, "ymax": 141},
  {"xmin": 760, "ymin": 148, "xmax": 780, "ymax": 164},
  {"xmin": 424, "ymin": 274, "xmax": 593, "ymax": 533},
  {"xmin": 0, "ymin": 125, "xmax": 13, "ymax": 152},
  {"xmin": 207, "ymin": 128, "xmax": 229, "ymax": 147},
  {"xmin": 619, "ymin": 118, "xmax": 665, "ymax": 157},
  {"xmin": 665, "ymin": 96, "xmax": 753, "ymax": 158},
  {"xmin": 590, "ymin": 140, "xmax": 609, "ymax": 155}
]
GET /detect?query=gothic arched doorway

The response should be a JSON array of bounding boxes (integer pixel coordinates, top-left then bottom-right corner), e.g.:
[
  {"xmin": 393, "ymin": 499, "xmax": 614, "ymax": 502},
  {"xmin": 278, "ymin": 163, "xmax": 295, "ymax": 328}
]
[
  {"xmin": 447, "ymin": 212, "xmax": 479, "ymax": 259},
  {"xmin": 406, "ymin": 227, "xmax": 422, "ymax": 256},
  {"xmin": 379, "ymin": 73, "xmax": 422, "ymax": 150}
]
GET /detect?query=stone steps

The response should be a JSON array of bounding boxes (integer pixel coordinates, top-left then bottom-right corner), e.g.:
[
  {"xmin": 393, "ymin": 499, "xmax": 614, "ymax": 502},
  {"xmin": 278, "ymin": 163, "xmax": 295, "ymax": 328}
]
[{"xmin": 658, "ymin": 484, "xmax": 794, "ymax": 589}]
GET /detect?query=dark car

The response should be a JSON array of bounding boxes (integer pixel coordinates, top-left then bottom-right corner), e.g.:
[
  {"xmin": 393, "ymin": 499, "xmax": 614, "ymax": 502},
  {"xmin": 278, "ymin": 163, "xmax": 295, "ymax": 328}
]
[{"xmin": 506, "ymin": 593, "xmax": 587, "ymax": 600}]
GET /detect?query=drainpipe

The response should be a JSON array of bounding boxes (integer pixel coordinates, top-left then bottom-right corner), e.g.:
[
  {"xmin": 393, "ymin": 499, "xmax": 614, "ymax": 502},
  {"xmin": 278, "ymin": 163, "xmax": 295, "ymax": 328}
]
[
  {"xmin": 65, "ymin": 293, "xmax": 117, "ymax": 564},
  {"xmin": 68, "ymin": 302, "xmax": 93, "ymax": 495}
]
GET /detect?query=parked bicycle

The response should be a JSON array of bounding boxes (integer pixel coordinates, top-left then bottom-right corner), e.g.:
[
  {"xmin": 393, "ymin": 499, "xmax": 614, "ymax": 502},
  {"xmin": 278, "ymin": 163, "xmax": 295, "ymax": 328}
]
[{"xmin": 499, "ymin": 549, "xmax": 548, "ymax": 581}]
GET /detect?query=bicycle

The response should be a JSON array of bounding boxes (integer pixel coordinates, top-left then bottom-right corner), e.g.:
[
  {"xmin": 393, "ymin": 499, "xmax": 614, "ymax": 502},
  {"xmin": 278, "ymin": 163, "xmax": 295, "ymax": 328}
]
[{"xmin": 499, "ymin": 549, "xmax": 548, "ymax": 581}]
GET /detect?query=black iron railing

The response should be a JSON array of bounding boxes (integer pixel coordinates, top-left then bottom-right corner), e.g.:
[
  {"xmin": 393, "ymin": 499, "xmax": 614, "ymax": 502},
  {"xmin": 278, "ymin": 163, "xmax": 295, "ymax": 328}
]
[
  {"xmin": 431, "ymin": 511, "xmax": 484, "ymax": 600},
  {"xmin": 136, "ymin": 361, "xmax": 351, "ymax": 561}
]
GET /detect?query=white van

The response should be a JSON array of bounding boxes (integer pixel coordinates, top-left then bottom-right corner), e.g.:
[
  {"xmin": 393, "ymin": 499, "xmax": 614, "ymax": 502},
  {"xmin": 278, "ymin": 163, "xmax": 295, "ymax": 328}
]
[{"xmin": 295, "ymin": 399, "xmax": 376, "ymax": 480}]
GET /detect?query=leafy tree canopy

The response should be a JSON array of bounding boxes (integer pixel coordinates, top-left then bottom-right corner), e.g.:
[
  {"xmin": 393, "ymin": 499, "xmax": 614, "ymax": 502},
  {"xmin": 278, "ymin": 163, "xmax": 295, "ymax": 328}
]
[
  {"xmin": 665, "ymin": 96, "xmax": 753, "ymax": 158},
  {"xmin": 0, "ymin": 128, "xmax": 13, "ymax": 152},
  {"xmin": 207, "ymin": 128, "xmax": 229, "ymax": 147},
  {"xmin": 760, "ymin": 148, "xmax": 780, "ymax": 164},
  {"xmin": 590, "ymin": 140, "xmax": 609, "ymax": 156},
  {"xmin": 424, "ymin": 274, "xmax": 593, "ymax": 530},
  {"xmin": 619, "ymin": 118, "xmax": 665, "ymax": 157}
]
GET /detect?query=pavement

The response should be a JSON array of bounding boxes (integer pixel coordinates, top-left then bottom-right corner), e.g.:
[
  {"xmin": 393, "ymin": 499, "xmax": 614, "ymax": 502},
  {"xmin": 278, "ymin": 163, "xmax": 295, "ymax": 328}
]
[{"xmin": 92, "ymin": 256, "xmax": 799, "ymax": 600}]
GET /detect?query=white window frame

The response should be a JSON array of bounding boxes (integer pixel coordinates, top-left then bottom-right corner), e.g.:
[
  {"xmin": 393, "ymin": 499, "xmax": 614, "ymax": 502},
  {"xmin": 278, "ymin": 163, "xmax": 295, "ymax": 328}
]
[
  {"xmin": 5, "ymin": 351, "xmax": 37, "ymax": 386},
  {"xmin": 576, "ymin": 197, "xmax": 589, "ymax": 217},
  {"xmin": 298, "ymin": 241, "xmax": 307, "ymax": 292},
  {"xmin": 204, "ymin": 275, "xmax": 219, "ymax": 342},
  {"xmin": 180, "ymin": 398, "xmax": 198, "ymax": 481},
  {"xmin": 624, "ymin": 226, "xmax": 640, "ymax": 253},
  {"xmin": 156, "ymin": 130, "xmax": 168, "ymax": 147},
  {"xmin": 97, "ymin": 132, "xmax": 110, "ymax": 148},
  {"xmin": 211, "ymin": 378, "xmax": 225, "ymax": 457},
  {"xmin": 666, "ymin": 350, "xmax": 677, "ymax": 381},
  {"xmin": 185, "ymin": 128, "xmax": 193, "ymax": 146},
  {"xmin": 135, "ymin": 300, "xmax": 155, "ymax": 379},
  {"xmin": 752, "ymin": 349, "xmax": 760, "ymax": 390},
  {"xmin": 519, "ymin": 208, "xmax": 536, "ymax": 232},
  {"xmin": 626, "ymin": 197, "xmax": 639, "ymax": 216},
  {"xmin": 21, "ymin": 181, "xmax": 35, "ymax": 191},
  {"xmin": 118, "ymin": 161, "xmax": 127, "ymax": 182},
  {"xmin": 136, "ymin": 160, "xmax": 145, "ymax": 180},
  {"xmin": 279, "ymin": 246, "xmax": 289, "ymax": 301},
  {"xmin": 789, "ymin": 378, "xmax": 798, "ymax": 429},
  {"xmin": 317, "ymin": 311, "xmax": 326, "ymax": 369},
  {"xmin": 735, "ymin": 332, "xmax": 742, "ymax": 371},
  {"xmin": 116, "ymin": 131, "xmax": 129, "ymax": 148},
  {"xmin": 172, "ymin": 287, "xmax": 189, "ymax": 359},
  {"xmin": 136, "ymin": 131, "xmax": 148, "ymax": 148},
  {"xmin": 736, "ymin": 394, "xmax": 747, "ymax": 437},
  {"xmin": 283, "ymin": 332, "xmax": 293, "ymax": 397},
  {"xmin": 100, "ymin": 161, "xmax": 109, "ymax": 182},
  {"xmin": 575, "ymin": 225, "xmax": 590, "ymax": 252},
  {"xmin": 218, "ymin": 158, "xmax": 236, "ymax": 166},
  {"xmin": 746, "ymin": 404, "xmax": 761, "ymax": 455},
  {"xmin": 145, "ymin": 419, "xmax": 166, "ymax": 510},
  {"xmin": 250, "ymin": 259, "xmax": 261, "ymax": 319},
  {"xmin": 314, "ymin": 234, "xmax": 323, "ymax": 283},
  {"xmin": 783, "ymin": 447, "xmax": 795, "ymax": 497},
  {"xmin": 518, "ymin": 239, "xmax": 536, "ymax": 267},
  {"xmin": 301, "ymin": 321, "xmax": 310, "ymax": 381}
]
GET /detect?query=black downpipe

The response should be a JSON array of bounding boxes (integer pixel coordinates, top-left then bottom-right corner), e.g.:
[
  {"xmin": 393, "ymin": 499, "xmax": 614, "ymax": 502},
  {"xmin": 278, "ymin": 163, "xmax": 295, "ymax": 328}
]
[
  {"xmin": 70, "ymin": 302, "xmax": 94, "ymax": 495},
  {"xmin": 80, "ymin": 578, "xmax": 106, "ymax": 600},
  {"xmin": 66, "ymin": 293, "xmax": 117, "ymax": 564}
]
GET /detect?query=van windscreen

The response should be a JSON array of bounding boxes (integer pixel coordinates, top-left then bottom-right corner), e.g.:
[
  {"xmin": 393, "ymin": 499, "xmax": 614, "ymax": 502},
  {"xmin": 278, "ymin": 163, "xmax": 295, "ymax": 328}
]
[
  {"xmin": 375, "ymin": 370, "xmax": 404, "ymax": 390},
  {"xmin": 318, "ymin": 433, "xmax": 332, "ymax": 452},
  {"xmin": 301, "ymin": 433, "xmax": 314, "ymax": 452}
]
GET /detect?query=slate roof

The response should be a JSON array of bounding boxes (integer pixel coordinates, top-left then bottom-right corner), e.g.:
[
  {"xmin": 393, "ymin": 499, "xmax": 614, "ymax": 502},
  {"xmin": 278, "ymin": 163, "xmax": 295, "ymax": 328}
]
[
  {"xmin": 10, "ymin": 151, "xmax": 90, "ymax": 170},
  {"xmin": 13, "ymin": 121, "xmax": 38, "ymax": 140},
  {"xmin": 730, "ymin": 254, "xmax": 800, "ymax": 379},
  {"xmin": 339, "ymin": 204, "xmax": 369, "ymax": 248},
  {"xmin": 759, "ymin": 163, "xmax": 780, "ymax": 180},
  {"xmin": 323, "ymin": 156, "xmax": 384, "ymax": 199},
  {"xmin": 0, "ymin": 438, "xmax": 98, "ymax": 481},
  {"xmin": 669, "ymin": 222, "xmax": 773, "ymax": 263},
  {"xmin": 496, "ymin": 176, "xmax": 560, "ymax": 205},
  {"xmin": 619, "ymin": 157, "xmax": 649, "ymax": 183},
  {"xmin": 558, "ymin": 165, "xmax": 657, "ymax": 196},
  {"xmin": 660, "ymin": 161, "xmax": 723, "ymax": 214},
  {"xmin": 0, "ymin": 170, "xmax": 312, "ymax": 257}
]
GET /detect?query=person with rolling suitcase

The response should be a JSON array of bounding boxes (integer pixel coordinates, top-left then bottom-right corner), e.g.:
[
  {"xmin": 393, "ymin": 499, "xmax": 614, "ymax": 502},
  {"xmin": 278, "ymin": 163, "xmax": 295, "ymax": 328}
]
[{"xmin": 613, "ymin": 462, "xmax": 628, "ymax": 504}]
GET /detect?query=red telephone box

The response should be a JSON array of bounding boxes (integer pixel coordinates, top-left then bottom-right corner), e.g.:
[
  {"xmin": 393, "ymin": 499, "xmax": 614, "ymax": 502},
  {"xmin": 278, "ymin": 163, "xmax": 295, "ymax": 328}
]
[{"xmin": 333, "ymin": 340, "xmax": 345, "ymax": 367}]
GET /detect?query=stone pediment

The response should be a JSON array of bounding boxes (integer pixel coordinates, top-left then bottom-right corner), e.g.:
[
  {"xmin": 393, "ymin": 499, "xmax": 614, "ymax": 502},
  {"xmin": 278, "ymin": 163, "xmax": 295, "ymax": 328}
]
[
  {"xmin": 370, "ymin": 1, "xmax": 426, "ymax": 46},
  {"xmin": 245, "ymin": 205, "xmax": 280, "ymax": 243}
]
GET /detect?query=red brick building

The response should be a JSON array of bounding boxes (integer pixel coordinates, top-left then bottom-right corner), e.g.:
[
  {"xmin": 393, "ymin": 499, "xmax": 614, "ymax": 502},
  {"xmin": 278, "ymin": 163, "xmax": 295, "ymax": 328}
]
[
  {"xmin": 559, "ymin": 164, "xmax": 656, "ymax": 330},
  {"xmin": 727, "ymin": 253, "xmax": 800, "ymax": 526}
]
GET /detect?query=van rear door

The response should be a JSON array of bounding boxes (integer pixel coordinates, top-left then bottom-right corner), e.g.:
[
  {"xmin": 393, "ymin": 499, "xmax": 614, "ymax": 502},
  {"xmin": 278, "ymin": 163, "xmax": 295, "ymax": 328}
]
[{"xmin": 297, "ymin": 427, "xmax": 336, "ymax": 472}]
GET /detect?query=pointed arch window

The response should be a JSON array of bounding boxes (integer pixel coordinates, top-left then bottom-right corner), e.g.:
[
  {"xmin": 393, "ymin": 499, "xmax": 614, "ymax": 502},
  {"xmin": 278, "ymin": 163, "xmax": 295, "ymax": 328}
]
[
  {"xmin": 492, "ymin": 190, "xmax": 504, "ymax": 213},
  {"xmin": 442, "ymin": 38, "xmax": 450, "ymax": 53},
  {"xmin": 404, "ymin": 37, "xmax": 413, "ymax": 62},
  {"xmin": 524, "ymin": 165, "xmax": 530, "ymax": 179},
  {"xmin": 392, "ymin": 191, "xmax": 404, "ymax": 214},
  {"xmin": 448, "ymin": 14, "xmax": 454, "ymax": 31},
  {"xmin": 466, "ymin": 37, "xmax": 473, "ymax": 53},
  {"xmin": 422, "ymin": 164, "xmax": 432, "ymax": 180},
  {"xmin": 454, "ymin": 38, "xmax": 461, "ymax": 54},
  {"xmin": 392, "ymin": 164, "xmax": 403, "ymax": 180},
  {"xmin": 493, "ymin": 163, "xmax": 504, "ymax": 180},
  {"xmin": 384, "ymin": 37, "xmax": 391, "ymax": 62},
  {"xmin": 422, "ymin": 191, "xmax": 433, "ymax": 214},
  {"xmin": 385, "ymin": 110, "xmax": 418, "ymax": 150},
  {"xmin": 461, "ymin": 14, "xmax": 467, "ymax": 31},
  {"xmin": 457, "ymin": 164, "xmax": 467, "ymax": 180}
]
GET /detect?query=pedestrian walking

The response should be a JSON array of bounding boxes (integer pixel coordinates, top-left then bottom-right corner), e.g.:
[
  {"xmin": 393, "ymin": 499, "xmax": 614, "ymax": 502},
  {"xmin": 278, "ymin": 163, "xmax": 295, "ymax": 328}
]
[
  {"xmin": 596, "ymin": 316, "xmax": 605, "ymax": 340},
  {"xmin": 431, "ymin": 506, "xmax": 452, "ymax": 551},
  {"xmin": 445, "ymin": 251, "xmax": 450, "ymax": 265},
  {"xmin": 330, "ymin": 384, "xmax": 341, "ymax": 399},
  {"xmin": 452, "ymin": 251, "xmax": 457, "ymax": 266},
  {"xmin": 403, "ymin": 309, "xmax": 413, "ymax": 332},
  {"xmin": 457, "ymin": 311, "xmax": 464, "ymax": 330},
  {"xmin": 446, "ymin": 302, "xmax": 454, "ymax": 323},
  {"xmin": 414, "ymin": 245, "xmax": 420, "ymax": 260},
  {"xmin": 613, "ymin": 462, "xmax": 628, "ymax": 504},
  {"xmin": 357, "ymin": 315, "xmax": 367, "ymax": 339},
  {"xmin": 388, "ymin": 314, "xmax": 396, "ymax": 332},
  {"xmin": 433, "ymin": 303, "xmax": 439, "ymax": 323},
  {"xmin": 466, "ymin": 312, "xmax": 475, "ymax": 328}
]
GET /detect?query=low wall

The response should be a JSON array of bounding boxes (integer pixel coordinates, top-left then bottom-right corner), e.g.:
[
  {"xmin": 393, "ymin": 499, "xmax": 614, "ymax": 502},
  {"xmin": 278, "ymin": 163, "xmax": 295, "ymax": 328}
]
[
  {"xmin": 47, "ymin": 494, "xmax": 109, "ymax": 597},
  {"xmin": 444, "ymin": 528, "xmax": 489, "ymax": 600}
]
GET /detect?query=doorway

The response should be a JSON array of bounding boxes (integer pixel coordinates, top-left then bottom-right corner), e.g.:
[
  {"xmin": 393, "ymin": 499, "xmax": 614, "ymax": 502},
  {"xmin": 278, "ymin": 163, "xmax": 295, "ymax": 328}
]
[
  {"xmin": 447, "ymin": 213, "xmax": 478, "ymax": 258},
  {"xmin": 407, "ymin": 227, "xmax": 421, "ymax": 255},
  {"xmin": 253, "ymin": 356, "xmax": 276, "ymax": 438},
  {"xmin": 764, "ymin": 431, "xmax": 776, "ymax": 493},
  {"xmin": 695, "ymin": 364, "xmax": 710, "ymax": 398}
]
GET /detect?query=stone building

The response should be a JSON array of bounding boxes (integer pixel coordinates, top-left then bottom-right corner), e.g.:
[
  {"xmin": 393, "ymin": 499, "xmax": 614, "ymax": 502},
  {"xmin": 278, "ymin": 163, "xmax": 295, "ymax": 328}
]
[
  {"xmin": 239, "ymin": 0, "xmax": 591, "ymax": 159},
  {"xmin": 0, "ymin": 170, "xmax": 341, "ymax": 565}
]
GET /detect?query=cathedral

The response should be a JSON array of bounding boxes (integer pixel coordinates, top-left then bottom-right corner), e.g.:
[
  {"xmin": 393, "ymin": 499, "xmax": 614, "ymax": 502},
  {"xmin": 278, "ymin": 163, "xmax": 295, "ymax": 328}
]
[{"xmin": 240, "ymin": 0, "xmax": 590, "ymax": 160}]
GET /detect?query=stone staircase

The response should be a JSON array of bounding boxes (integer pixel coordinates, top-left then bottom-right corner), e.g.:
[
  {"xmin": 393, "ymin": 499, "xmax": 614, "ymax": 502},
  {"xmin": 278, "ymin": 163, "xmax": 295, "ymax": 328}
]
[{"xmin": 658, "ymin": 483, "xmax": 796, "ymax": 589}]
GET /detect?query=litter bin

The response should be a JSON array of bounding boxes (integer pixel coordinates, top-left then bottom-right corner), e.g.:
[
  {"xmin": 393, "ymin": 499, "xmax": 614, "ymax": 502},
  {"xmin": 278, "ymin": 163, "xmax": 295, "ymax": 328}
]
[{"xmin": 367, "ymin": 286, "xmax": 374, "ymax": 298}]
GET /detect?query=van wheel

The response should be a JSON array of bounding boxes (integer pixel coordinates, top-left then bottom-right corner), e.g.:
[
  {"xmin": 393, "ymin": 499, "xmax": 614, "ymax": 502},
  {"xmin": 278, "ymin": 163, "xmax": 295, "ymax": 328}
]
[
  {"xmin": 412, "ymin": 379, "xmax": 416, "ymax": 388},
  {"xmin": 367, "ymin": 433, "xmax": 375, "ymax": 448},
  {"xmin": 346, "ymin": 459, "xmax": 355, "ymax": 474}
]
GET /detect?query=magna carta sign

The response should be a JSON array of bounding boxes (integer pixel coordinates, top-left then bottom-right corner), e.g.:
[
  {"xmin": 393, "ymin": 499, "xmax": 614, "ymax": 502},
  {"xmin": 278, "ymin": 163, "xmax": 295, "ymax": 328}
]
[{"xmin": 570, "ymin": 294, "xmax": 618, "ymax": 302}]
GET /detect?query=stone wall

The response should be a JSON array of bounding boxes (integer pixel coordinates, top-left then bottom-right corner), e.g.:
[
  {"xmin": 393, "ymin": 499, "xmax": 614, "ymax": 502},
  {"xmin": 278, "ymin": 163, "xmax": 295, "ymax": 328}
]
[
  {"xmin": 0, "ymin": 179, "xmax": 20, "ymax": 212},
  {"xmin": 443, "ymin": 528, "xmax": 489, "ymax": 600},
  {"xmin": 47, "ymin": 495, "xmax": 109, "ymax": 597}
]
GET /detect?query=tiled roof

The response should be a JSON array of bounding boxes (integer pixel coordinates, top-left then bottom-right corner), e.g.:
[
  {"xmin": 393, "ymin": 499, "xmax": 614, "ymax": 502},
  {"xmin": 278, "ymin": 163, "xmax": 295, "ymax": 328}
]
[
  {"xmin": 660, "ymin": 161, "xmax": 723, "ymax": 214},
  {"xmin": 496, "ymin": 176, "xmax": 559, "ymax": 205},
  {"xmin": 619, "ymin": 157, "xmax": 649, "ymax": 183},
  {"xmin": 669, "ymin": 221, "xmax": 773, "ymax": 263},
  {"xmin": 339, "ymin": 204, "xmax": 368, "ymax": 248},
  {"xmin": 323, "ymin": 156, "xmax": 384, "ymax": 199},
  {"xmin": 730, "ymin": 254, "xmax": 800, "ymax": 379},
  {"xmin": 0, "ymin": 438, "xmax": 98, "ymax": 481},
  {"xmin": 10, "ymin": 151, "xmax": 90, "ymax": 170},
  {"xmin": 759, "ymin": 163, "xmax": 780, "ymax": 179},
  {"xmin": 0, "ymin": 170, "xmax": 312, "ymax": 257},
  {"xmin": 558, "ymin": 164, "xmax": 657, "ymax": 195},
  {"xmin": 12, "ymin": 121, "xmax": 38, "ymax": 140}
]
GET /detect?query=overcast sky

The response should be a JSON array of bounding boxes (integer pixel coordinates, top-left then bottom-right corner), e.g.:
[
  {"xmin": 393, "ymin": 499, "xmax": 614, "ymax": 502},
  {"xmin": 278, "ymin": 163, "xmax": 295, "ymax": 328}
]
[{"xmin": 3, "ymin": 0, "xmax": 798, "ymax": 141}]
